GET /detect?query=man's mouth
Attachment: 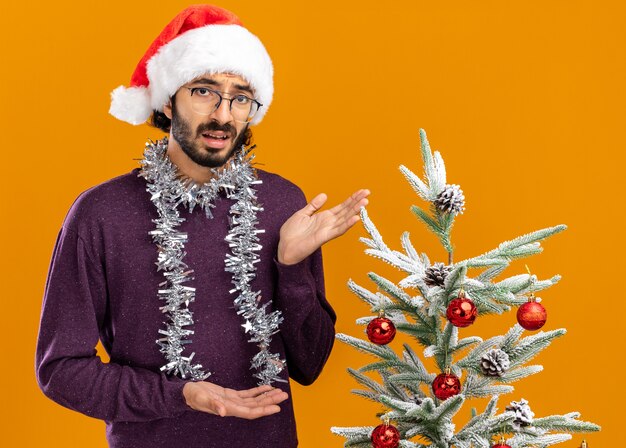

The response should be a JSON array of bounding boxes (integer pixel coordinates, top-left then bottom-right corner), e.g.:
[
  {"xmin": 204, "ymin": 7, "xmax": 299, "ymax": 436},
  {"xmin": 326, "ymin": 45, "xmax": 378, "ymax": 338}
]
[
  {"xmin": 200, "ymin": 131, "xmax": 231, "ymax": 149},
  {"xmin": 202, "ymin": 131, "xmax": 229, "ymax": 140}
]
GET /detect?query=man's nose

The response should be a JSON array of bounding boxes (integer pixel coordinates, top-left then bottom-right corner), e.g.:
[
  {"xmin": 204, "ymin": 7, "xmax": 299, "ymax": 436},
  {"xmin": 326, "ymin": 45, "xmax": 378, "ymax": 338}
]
[{"xmin": 211, "ymin": 98, "xmax": 233, "ymax": 123}]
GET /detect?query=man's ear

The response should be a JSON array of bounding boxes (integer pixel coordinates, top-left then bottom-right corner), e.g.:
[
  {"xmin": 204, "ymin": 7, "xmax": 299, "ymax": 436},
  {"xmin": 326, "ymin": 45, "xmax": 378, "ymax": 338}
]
[{"xmin": 163, "ymin": 100, "xmax": 173, "ymax": 120}]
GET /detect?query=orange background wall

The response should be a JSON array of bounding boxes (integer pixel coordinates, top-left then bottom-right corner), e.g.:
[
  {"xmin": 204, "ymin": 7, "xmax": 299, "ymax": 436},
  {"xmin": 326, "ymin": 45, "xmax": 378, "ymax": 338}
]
[{"xmin": 2, "ymin": 0, "xmax": 623, "ymax": 446}]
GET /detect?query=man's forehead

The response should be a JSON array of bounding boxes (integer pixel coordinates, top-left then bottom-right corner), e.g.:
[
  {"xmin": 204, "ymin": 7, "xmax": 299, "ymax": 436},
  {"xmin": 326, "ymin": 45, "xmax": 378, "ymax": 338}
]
[
  {"xmin": 191, "ymin": 72, "xmax": 249, "ymax": 84},
  {"xmin": 187, "ymin": 72, "xmax": 255, "ymax": 95}
]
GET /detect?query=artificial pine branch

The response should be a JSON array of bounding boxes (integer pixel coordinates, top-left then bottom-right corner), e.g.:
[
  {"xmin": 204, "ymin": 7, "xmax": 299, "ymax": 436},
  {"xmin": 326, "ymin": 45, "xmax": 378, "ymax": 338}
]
[
  {"xmin": 507, "ymin": 433, "xmax": 572, "ymax": 447},
  {"xmin": 507, "ymin": 328, "xmax": 567, "ymax": 367},
  {"xmin": 352, "ymin": 389, "xmax": 386, "ymax": 405},
  {"xmin": 497, "ymin": 365, "xmax": 544, "ymax": 383},
  {"xmin": 335, "ymin": 333, "xmax": 398, "ymax": 360},
  {"xmin": 533, "ymin": 414, "xmax": 601, "ymax": 433},
  {"xmin": 348, "ymin": 367, "xmax": 388, "ymax": 396},
  {"xmin": 398, "ymin": 441, "xmax": 428, "ymax": 448}
]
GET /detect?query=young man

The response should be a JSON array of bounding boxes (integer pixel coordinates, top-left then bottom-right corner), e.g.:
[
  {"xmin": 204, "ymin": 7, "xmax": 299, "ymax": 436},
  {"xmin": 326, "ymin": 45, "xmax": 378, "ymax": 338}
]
[{"xmin": 35, "ymin": 5, "xmax": 369, "ymax": 448}]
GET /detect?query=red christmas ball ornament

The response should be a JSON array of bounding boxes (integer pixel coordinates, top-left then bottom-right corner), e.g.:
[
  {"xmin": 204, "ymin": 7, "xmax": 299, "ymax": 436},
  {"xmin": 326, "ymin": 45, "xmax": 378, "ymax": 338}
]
[
  {"xmin": 446, "ymin": 290, "xmax": 477, "ymax": 327},
  {"xmin": 517, "ymin": 294, "xmax": 547, "ymax": 331},
  {"xmin": 431, "ymin": 368, "xmax": 461, "ymax": 400},
  {"xmin": 367, "ymin": 313, "xmax": 396, "ymax": 345},
  {"xmin": 491, "ymin": 436, "xmax": 512, "ymax": 448},
  {"xmin": 371, "ymin": 423, "xmax": 400, "ymax": 448}
]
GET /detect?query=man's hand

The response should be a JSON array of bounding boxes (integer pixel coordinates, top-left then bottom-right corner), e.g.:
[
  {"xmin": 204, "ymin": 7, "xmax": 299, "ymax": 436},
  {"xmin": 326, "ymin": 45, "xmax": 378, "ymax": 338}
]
[
  {"xmin": 182, "ymin": 381, "xmax": 289, "ymax": 419},
  {"xmin": 277, "ymin": 189, "xmax": 370, "ymax": 265}
]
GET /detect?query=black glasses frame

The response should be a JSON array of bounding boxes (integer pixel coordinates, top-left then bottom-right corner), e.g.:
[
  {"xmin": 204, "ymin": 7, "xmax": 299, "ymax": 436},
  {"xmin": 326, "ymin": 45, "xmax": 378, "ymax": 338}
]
[{"xmin": 184, "ymin": 87, "xmax": 262, "ymax": 121}]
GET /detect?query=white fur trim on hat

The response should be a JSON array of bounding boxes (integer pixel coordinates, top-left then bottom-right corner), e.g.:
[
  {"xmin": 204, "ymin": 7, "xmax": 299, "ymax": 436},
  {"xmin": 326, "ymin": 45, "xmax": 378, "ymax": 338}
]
[{"xmin": 109, "ymin": 85, "xmax": 153, "ymax": 125}]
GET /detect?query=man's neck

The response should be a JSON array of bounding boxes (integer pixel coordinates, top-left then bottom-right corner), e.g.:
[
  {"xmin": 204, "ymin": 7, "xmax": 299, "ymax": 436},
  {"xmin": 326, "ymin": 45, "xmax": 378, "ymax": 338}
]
[{"xmin": 165, "ymin": 136, "xmax": 215, "ymax": 185}]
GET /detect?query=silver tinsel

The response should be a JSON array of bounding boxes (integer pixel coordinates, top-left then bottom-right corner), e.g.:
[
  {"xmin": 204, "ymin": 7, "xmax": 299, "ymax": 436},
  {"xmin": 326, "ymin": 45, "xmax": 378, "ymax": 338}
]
[
  {"xmin": 506, "ymin": 398, "xmax": 535, "ymax": 429},
  {"xmin": 138, "ymin": 137, "xmax": 286, "ymax": 385},
  {"xmin": 480, "ymin": 348, "xmax": 510, "ymax": 377},
  {"xmin": 434, "ymin": 183, "xmax": 466, "ymax": 215}
]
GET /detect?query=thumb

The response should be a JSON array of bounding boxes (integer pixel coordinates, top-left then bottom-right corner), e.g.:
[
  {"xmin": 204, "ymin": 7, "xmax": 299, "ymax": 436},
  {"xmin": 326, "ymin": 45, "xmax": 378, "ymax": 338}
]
[
  {"xmin": 216, "ymin": 403, "xmax": 227, "ymax": 417},
  {"xmin": 301, "ymin": 193, "xmax": 328, "ymax": 217},
  {"xmin": 211, "ymin": 397, "xmax": 227, "ymax": 417}
]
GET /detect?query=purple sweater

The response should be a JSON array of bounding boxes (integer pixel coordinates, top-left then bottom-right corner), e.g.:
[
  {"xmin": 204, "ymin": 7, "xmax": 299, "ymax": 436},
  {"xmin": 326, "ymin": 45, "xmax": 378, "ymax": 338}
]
[{"xmin": 35, "ymin": 166, "xmax": 336, "ymax": 448}]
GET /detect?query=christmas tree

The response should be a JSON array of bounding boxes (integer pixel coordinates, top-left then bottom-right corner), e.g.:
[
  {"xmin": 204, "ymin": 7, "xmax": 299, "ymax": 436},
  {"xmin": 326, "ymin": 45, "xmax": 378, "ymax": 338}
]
[{"xmin": 330, "ymin": 129, "xmax": 600, "ymax": 448}]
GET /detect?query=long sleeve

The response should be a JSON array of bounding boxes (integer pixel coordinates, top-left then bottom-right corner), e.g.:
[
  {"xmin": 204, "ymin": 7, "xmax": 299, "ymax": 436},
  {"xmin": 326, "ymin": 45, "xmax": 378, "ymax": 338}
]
[
  {"xmin": 273, "ymin": 248, "xmax": 336, "ymax": 386},
  {"xmin": 271, "ymin": 185, "xmax": 337, "ymax": 386},
  {"xmin": 35, "ymin": 225, "xmax": 192, "ymax": 423}
]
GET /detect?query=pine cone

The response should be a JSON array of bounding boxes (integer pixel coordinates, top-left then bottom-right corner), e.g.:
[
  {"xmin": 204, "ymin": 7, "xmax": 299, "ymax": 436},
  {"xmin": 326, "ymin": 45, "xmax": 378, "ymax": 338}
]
[
  {"xmin": 424, "ymin": 262, "xmax": 452, "ymax": 287},
  {"xmin": 506, "ymin": 398, "xmax": 534, "ymax": 428},
  {"xmin": 434, "ymin": 184, "xmax": 465, "ymax": 215},
  {"xmin": 480, "ymin": 349, "xmax": 510, "ymax": 377}
]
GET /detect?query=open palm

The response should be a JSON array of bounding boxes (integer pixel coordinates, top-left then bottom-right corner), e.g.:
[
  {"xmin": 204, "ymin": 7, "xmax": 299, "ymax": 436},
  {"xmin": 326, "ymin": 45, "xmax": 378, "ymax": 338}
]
[
  {"xmin": 277, "ymin": 189, "xmax": 370, "ymax": 265},
  {"xmin": 183, "ymin": 382, "xmax": 289, "ymax": 419}
]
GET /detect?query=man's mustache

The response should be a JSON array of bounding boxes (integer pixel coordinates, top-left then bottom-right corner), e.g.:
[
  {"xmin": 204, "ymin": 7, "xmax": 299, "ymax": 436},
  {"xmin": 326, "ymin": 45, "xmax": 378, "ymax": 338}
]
[{"xmin": 197, "ymin": 121, "xmax": 237, "ymax": 138}]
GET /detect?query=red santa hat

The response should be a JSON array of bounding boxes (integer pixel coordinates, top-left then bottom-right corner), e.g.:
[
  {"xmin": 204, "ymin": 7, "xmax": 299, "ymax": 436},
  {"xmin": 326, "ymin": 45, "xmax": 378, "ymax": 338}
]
[{"xmin": 109, "ymin": 4, "xmax": 273, "ymax": 126}]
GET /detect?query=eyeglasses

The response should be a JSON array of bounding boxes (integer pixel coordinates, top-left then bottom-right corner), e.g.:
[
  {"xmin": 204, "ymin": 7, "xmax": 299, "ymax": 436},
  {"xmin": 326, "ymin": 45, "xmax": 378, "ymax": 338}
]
[{"xmin": 184, "ymin": 87, "xmax": 262, "ymax": 123}]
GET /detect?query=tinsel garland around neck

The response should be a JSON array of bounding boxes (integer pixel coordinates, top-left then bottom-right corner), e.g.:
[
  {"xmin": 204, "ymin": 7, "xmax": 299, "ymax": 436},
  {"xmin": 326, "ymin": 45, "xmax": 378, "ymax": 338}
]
[{"xmin": 137, "ymin": 137, "xmax": 286, "ymax": 385}]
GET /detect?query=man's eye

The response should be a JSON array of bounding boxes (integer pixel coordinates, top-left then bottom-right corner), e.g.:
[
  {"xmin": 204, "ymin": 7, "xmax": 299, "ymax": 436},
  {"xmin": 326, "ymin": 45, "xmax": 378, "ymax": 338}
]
[
  {"xmin": 234, "ymin": 95, "xmax": 250, "ymax": 104},
  {"xmin": 194, "ymin": 88, "xmax": 211, "ymax": 96}
]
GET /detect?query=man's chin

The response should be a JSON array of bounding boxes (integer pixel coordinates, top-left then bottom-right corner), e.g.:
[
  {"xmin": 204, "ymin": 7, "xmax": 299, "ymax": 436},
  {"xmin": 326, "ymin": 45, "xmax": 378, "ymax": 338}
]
[{"xmin": 190, "ymin": 144, "xmax": 238, "ymax": 168}]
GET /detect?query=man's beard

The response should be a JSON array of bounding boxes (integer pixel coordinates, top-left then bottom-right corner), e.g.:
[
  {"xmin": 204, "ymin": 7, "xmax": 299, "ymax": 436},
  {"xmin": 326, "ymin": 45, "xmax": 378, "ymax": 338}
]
[{"xmin": 171, "ymin": 106, "xmax": 249, "ymax": 169}]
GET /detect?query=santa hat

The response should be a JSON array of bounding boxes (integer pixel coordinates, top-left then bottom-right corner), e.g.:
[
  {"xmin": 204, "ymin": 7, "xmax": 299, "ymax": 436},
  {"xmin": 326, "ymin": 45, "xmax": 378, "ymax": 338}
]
[{"xmin": 109, "ymin": 4, "xmax": 273, "ymax": 126}]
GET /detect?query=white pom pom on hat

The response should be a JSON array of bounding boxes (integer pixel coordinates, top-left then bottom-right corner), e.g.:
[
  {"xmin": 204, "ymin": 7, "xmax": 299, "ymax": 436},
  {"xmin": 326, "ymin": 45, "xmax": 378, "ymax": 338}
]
[{"xmin": 108, "ymin": 4, "xmax": 273, "ymax": 126}]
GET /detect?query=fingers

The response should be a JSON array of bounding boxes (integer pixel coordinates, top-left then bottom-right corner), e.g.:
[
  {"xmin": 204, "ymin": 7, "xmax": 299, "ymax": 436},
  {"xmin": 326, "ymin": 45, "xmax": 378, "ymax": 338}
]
[
  {"xmin": 326, "ymin": 190, "xmax": 369, "ymax": 233},
  {"xmin": 300, "ymin": 189, "xmax": 369, "ymax": 243},
  {"xmin": 244, "ymin": 389, "xmax": 288, "ymax": 407},
  {"xmin": 300, "ymin": 193, "xmax": 328, "ymax": 217},
  {"xmin": 221, "ymin": 389, "xmax": 289, "ymax": 420},
  {"xmin": 301, "ymin": 189, "xmax": 370, "ymax": 220},
  {"xmin": 303, "ymin": 189, "xmax": 369, "ymax": 223},
  {"xmin": 240, "ymin": 388, "xmax": 287, "ymax": 404},
  {"xmin": 225, "ymin": 402, "xmax": 283, "ymax": 420},
  {"xmin": 336, "ymin": 213, "xmax": 362, "ymax": 235},
  {"xmin": 226, "ymin": 387, "xmax": 287, "ymax": 406},
  {"xmin": 196, "ymin": 383, "xmax": 289, "ymax": 419},
  {"xmin": 329, "ymin": 189, "xmax": 370, "ymax": 219},
  {"xmin": 348, "ymin": 189, "xmax": 370, "ymax": 213},
  {"xmin": 231, "ymin": 384, "xmax": 274, "ymax": 398},
  {"xmin": 325, "ymin": 212, "xmax": 360, "ymax": 239}
]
